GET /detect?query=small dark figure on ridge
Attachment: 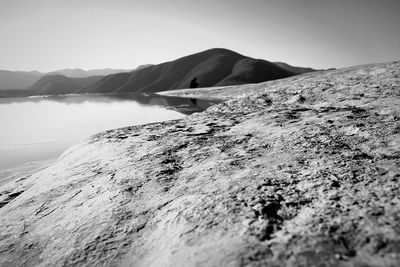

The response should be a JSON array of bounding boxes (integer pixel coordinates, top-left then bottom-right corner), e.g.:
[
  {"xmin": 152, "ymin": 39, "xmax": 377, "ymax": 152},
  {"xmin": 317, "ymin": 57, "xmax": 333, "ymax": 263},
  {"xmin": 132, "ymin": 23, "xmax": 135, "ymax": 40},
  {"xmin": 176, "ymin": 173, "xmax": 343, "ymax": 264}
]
[{"xmin": 190, "ymin": 77, "xmax": 199, "ymax": 88}]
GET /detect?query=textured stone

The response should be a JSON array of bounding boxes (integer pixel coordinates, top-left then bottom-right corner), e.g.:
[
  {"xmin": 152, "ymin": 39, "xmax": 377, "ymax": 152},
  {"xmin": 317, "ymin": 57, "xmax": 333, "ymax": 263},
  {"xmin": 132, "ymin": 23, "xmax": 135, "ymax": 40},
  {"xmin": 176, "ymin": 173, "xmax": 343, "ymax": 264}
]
[{"xmin": 0, "ymin": 61, "xmax": 399, "ymax": 266}]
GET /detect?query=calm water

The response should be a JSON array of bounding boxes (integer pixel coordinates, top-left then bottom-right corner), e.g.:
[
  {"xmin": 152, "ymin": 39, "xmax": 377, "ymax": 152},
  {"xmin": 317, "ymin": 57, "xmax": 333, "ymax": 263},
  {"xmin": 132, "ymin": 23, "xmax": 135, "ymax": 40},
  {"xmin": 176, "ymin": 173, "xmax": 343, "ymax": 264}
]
[{"xmin": 0, "ymin": 93, "xmax": 219, "ymax": 185}]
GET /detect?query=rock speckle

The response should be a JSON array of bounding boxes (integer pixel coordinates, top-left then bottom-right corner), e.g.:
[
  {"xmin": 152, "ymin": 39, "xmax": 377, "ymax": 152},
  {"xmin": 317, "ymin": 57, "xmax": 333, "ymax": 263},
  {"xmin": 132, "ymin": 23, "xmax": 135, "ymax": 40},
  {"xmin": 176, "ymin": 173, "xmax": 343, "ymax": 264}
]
[{"xmin": 0, "ymin": 62, "xmax": 399, "ymax": 266}]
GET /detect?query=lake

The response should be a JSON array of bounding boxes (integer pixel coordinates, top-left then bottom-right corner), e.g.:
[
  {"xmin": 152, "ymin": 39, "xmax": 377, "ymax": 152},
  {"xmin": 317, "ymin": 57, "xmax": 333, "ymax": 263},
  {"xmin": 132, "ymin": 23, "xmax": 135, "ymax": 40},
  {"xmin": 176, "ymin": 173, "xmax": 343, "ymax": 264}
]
[{"xmin": 0, "ymin": 93, "xmax": 220, "ymax": 186}]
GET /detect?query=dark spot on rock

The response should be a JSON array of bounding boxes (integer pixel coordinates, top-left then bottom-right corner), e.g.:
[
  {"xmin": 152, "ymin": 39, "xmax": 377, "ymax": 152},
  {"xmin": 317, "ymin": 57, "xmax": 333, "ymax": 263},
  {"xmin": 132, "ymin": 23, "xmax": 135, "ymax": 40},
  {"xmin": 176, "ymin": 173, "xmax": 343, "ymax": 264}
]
[
  {"xmin": 126, "ymin": 186, "xmax": 134, "ymax": 192},
  {"xmin": 331, "ymin": 180, "xmax": 340, "ymax": 188},
  {"xmin": 135, "ymin": 223, "xmax": 146, "ymax": 233},
  {"xmin": 9, "ymin": 192, "xmax": 22, "ymax": 198},
  {"xmin": 328, "ymin": 225, "xmax": 340, "ymax": 235},
  {"xmin": 367, "ymin": 206, "xmax": 385, "ymax": 217},
  {"xmin": 261, "ymin": 202, "xmax": 281, "ymax": 218},
  {"xmin": 161, "ymin": 158, "xmax": 176, "ymax": 164},
  {"xmin": 329, "ymin": 194, "xmax": 341, "ymax": 201},
  {"xmin": 258, "ymin": 224, "xmax": 276, "ymax": 241},
  {"xmin": 351, "ymin": 152, "xmax": 373, "ymax": 160},
  {"xmin": 351, "ymin": 107, "xmax": 367, "ymax": 114},
  {"xmin": 0, "ymin": 191, "xmax": 24, "ymax": 209}
]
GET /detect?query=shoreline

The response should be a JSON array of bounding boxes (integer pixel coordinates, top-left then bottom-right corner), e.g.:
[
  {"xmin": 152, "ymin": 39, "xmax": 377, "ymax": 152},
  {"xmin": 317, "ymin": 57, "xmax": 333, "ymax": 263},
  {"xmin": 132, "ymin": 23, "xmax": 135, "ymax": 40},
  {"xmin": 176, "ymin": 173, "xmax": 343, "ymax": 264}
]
[
  {"xmin": 1, "ymin": 61, "xmax": 399, "ymax": 266},
  {"xmin": 0, "ymin": 158, "xmax": 55, "ymax": 187},
  {"xmin": 0, "ymin": 93, "xmax": 220, "ymax": 188}
]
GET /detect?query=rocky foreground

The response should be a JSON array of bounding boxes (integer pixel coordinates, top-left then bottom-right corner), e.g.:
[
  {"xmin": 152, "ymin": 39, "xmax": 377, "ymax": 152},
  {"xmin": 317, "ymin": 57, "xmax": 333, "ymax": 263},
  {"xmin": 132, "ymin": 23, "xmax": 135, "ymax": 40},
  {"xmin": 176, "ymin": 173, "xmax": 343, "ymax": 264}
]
[{"xmin": 1, "ymin": 62, "xmax": 400, "ymax": 266}]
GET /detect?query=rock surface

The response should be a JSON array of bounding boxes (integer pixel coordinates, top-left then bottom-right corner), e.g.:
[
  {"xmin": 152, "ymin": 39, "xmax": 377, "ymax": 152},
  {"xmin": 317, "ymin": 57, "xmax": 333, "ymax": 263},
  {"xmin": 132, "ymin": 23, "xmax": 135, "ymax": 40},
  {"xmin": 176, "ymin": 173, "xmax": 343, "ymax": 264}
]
[{"xmin": 1, "ymin": 62, "xmax": 400, "ymax": 266}]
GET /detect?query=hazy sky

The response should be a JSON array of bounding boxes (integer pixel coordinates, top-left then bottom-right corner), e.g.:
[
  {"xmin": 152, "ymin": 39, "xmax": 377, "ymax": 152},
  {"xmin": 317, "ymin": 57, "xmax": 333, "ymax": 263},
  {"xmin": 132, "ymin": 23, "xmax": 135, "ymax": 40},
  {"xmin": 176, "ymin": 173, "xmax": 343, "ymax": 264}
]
[{"xmin": 0, "ymin": 0, "xmax": 399, "ymax": 71}]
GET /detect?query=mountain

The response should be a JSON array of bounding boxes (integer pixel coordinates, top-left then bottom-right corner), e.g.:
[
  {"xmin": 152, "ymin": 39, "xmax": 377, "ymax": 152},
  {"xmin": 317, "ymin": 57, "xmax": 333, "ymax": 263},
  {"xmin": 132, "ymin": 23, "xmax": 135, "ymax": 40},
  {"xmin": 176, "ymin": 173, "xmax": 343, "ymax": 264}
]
[
  {"xmin": 30, "ymin": 75, "xmax": 103, "ymax": 95},
  {"xmin": 0, "ymin": 70, "xmax": 44, "ymax": 89},
  {"xmin": 0, "ymin": 68, "xmax": 131, "ymax": 91},
  {"xmin": 0, "ymin": 49, "xmax": 317, "ymax": 96},
  {"xmin": 80, "ymin": 48, "xmax": 310, "ymax": 94},
  {"xmin": 50, "ymin": 68, "xmax": 132, "ymax": 78}
]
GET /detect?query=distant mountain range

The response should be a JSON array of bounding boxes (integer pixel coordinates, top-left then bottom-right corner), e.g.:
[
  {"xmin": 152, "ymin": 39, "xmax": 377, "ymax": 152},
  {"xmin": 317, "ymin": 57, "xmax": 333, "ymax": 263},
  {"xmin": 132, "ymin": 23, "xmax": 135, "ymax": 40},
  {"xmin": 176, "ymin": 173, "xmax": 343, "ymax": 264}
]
[
  {"xmin": 0, "ymin": 48, "xmax": 318, "ymax": 97},
  {"xmin": 0, "ymin": 70, "xmax": 43, "ymax": 90},
  {"xmin": 29, "ymin": 75, "xmax": 104, "ymax": 95},
  {"xmin": 48, "ymin": 68, "xmax": 132, "ymax": 78},
  {"xmin": 0, "ymin": 68, "xmax": 131, "ymax": 90}
]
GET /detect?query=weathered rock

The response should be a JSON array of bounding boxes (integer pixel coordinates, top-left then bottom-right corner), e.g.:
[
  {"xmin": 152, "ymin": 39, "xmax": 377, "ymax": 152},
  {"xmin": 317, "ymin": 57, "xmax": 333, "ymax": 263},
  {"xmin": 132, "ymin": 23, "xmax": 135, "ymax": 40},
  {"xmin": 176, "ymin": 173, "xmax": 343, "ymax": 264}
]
[{"xmin": 0, "ymin": 62, "xmax": 399, "ymax": 266}]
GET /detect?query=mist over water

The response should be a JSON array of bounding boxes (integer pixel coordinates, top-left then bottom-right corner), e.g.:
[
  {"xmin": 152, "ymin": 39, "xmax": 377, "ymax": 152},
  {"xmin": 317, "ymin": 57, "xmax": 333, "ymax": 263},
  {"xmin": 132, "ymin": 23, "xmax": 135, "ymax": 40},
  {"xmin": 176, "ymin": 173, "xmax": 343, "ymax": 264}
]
[{"xmin": 0, "ymin": 94, "xmax": 217, "ymax": 185}]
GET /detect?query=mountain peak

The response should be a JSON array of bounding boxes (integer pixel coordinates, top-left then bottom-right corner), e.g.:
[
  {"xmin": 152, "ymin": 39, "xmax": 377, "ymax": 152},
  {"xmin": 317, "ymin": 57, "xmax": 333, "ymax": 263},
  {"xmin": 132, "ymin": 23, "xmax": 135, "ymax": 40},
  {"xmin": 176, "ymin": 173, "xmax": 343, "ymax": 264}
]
[
  {"xmin": 201, "ymin": 48, "xmax": 242, "ymax": 56},
  {"xmin": 82, "ymin": 48, "xmax": 308, "ymax": 94}
]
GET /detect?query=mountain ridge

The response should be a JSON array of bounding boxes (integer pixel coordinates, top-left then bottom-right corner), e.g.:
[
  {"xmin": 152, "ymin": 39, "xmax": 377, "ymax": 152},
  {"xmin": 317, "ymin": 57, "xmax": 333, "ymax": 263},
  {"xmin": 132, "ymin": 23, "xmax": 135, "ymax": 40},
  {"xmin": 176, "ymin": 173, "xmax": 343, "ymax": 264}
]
[
  {"xmin": 0, "ymin": 48, "xmax": 317, "ymax": 96},
  {"xmin": 0, "ymin": 70, "xmax": 43, "ymax": 90},
  {"xmin": 0, "ymin": 68, "xmax": 132, "ymax": 90},
  {"xmin": 30, "ymin": 74, "xmax": 104, "ymax": 95},
  {"xmin": 49, "ymin": 68, "xmax": 132, "ymax": 78},
  {"xmin": 81, "ymin": 48, "xmax": 305, "ymax": 94}
]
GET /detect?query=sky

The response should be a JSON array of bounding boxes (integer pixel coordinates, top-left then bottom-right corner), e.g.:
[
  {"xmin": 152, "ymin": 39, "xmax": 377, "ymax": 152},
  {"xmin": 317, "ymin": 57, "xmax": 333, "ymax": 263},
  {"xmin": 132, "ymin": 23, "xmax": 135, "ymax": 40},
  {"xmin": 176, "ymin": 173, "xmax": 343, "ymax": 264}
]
[{"xmin": 0, "ymin": 0, "xmax": 399, "ymax": 72}]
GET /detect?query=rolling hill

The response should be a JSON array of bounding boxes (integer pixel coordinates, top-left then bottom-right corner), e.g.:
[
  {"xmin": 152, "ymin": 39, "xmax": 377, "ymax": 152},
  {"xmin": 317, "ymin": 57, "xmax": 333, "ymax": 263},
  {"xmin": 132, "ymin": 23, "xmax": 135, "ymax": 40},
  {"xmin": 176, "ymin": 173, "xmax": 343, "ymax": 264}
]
[
  {"xmin": 0, "ymin": 68, "xmax": 131, "ymax": 91},
  {"xmin": 30, "ymin": 75, "xmax": 104, "ymax": 95},
  {"xmin": 80, "ymin": 48, "xmax": 315, "ymax": 94},
  {"xmin": 0, "ymin": 70, "xmax": 43, "ymax": 90}
]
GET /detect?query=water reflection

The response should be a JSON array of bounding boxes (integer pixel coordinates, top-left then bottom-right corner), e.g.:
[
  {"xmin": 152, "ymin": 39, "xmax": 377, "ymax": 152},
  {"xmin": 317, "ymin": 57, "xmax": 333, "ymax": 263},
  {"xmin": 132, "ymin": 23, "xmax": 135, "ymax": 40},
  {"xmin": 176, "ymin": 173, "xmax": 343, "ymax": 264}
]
[
  {"xmin": 0, "ymin": 93, "xmax": 221, "ymax": 185},
  {"xmin": 1, "ymin": 93, "xmax": 220, "ymax": 115}
]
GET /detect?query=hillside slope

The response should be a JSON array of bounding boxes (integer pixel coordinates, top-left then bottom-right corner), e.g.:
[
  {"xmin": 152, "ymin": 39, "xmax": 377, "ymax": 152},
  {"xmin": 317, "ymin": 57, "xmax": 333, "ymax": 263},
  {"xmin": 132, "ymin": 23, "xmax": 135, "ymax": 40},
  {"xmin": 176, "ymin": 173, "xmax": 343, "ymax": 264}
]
[
  {"xmin": 1, "ymin": 61, "xmax": 399, "ymax": 266},
  {"xmin": 0, "ymin": 70, "xmax": 43, "ymax": 89},
  {"xmin": 81, "ymin": 48, "xmax": 300, "ymax": 94},
  {"xmin": 273, "ymin": 61, "xmax": 317, "ymax": 74},
  {"xmin": 30, "ymin": 74, "xmax": 103, "ymax": 95}
]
